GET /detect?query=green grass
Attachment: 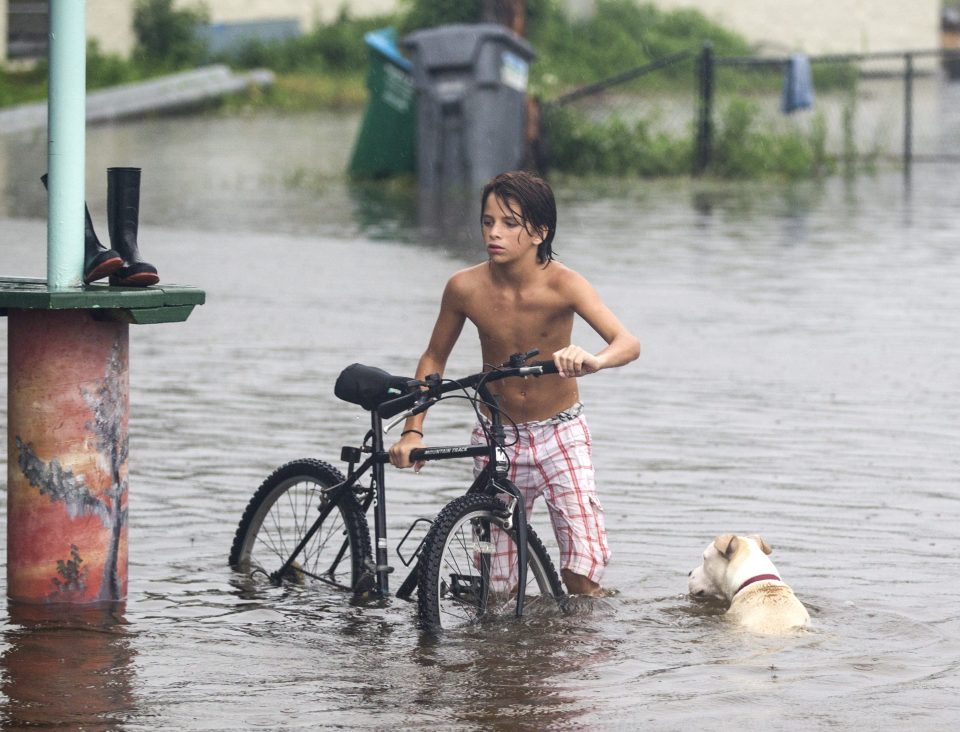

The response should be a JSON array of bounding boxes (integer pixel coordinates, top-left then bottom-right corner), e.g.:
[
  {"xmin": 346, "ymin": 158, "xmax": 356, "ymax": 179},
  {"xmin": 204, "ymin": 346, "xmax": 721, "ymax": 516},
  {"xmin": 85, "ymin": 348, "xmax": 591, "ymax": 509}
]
[
  {"xmin": 220, "ymin": 71, "xmax": 368, "ymax": 112},
  {"xmin": 0, "ymin": 63, "xmax": 47, "ymax": 107}
]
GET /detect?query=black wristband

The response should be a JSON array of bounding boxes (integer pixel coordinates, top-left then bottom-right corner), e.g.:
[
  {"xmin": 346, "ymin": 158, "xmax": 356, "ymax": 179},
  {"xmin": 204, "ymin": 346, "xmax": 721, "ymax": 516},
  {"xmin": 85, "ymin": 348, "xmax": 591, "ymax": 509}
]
[{"xmin": 401, "ymin": 429, "xmax": 424, "ymax": 438}]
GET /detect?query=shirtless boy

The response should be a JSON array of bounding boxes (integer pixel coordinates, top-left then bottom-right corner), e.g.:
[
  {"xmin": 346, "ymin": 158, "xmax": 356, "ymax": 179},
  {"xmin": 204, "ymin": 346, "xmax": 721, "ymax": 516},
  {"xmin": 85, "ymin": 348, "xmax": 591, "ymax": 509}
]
[{"xmin": 389, "ymin": 171, "xmax": 640, "ymax": 596}]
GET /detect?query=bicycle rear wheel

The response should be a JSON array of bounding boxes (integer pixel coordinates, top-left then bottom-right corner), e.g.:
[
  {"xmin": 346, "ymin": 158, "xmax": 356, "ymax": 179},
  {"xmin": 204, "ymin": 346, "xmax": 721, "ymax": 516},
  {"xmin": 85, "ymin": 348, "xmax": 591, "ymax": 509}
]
[
  {"xmin": 417, "ymin": 494, "xmax": 565, "ymax": 631},
  {"xmin": 229, "ymin": 459, "xmax": 371, "ymax": 593}
]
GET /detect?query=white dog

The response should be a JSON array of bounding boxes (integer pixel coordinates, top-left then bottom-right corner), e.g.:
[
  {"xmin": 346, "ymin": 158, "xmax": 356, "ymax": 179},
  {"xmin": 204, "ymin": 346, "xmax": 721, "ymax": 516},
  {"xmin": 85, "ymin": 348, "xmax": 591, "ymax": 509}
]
[{"xmin": 688, "ymin": 534, "xmax": 810, "ymax": 634}]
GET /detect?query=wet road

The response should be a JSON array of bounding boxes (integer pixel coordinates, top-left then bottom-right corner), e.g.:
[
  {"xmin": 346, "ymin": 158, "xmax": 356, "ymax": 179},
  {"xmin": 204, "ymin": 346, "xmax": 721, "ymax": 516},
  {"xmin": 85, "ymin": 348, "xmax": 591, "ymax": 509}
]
[{"xmin": 0, "ymin": 106, "xmax": 959, "ymax": 729}]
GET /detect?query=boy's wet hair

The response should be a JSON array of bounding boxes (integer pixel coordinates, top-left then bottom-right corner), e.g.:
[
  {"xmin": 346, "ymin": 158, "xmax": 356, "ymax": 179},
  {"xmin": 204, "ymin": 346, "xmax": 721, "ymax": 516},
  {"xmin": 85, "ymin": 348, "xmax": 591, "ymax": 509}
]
[{"xmin": 481, "ymin": 171, "xmax": 557, "ymax": 263}]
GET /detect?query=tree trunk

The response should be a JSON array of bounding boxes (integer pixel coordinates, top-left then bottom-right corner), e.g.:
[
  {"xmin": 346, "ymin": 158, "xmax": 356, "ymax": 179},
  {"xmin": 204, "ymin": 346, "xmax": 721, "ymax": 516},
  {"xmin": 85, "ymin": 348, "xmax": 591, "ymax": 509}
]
[{"xmin": 482, "ymin": 0, "xmax": 525, "ymax": 36}]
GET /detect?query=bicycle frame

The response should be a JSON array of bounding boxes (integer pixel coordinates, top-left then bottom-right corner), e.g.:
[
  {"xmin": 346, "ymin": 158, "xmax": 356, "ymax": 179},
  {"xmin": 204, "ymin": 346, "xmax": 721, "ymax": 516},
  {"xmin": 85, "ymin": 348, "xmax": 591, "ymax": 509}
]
[
  {"xmin": 271, "ymin": 367, "xmax": 537, "ymax": 613},
  {"xmin": 272, "ymin": 358, "xmax": 556, "ymax": 617}
]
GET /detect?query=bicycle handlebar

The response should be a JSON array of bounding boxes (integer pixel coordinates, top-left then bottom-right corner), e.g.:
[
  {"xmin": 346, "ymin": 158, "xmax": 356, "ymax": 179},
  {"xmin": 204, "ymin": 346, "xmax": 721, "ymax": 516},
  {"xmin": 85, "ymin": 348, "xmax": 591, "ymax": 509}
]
[
  {"xmin": 375, "ymin": 358, "xmax": 558, "ymax": 420},
  {"xmin": 406, "ymin": 443, "xmax": 486, "ymax": 464}
]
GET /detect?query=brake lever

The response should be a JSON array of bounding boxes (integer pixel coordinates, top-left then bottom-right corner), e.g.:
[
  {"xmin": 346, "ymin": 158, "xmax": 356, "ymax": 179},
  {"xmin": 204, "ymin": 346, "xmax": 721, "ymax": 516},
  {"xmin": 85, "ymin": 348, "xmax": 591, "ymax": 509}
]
[
  {"xmin": 507, "ymin": 348, "xmax": 540, "ymax": 368},
  {"xmin": 385, "ymin": 397, "xmax": 436, "ymax": 432}
]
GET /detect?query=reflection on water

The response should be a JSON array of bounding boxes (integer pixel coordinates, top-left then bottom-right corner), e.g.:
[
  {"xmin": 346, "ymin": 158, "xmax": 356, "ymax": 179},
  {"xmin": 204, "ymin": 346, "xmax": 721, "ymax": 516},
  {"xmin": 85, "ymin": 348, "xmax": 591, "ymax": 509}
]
[
  {"xmin": 0, "ymin": 604, "xmax": 134, "ymax": 730},
  {"xmin": 1, "ymin": 107, "xmax": 959, "ymax": 728}
]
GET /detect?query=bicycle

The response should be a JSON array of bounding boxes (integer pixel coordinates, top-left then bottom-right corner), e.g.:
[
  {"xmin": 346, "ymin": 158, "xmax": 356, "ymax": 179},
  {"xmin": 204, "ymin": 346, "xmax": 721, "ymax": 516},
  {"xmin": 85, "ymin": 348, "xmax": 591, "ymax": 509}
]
[{"xmin": 228, "ymin": 349, "xmax": 567, "ymax": 631}]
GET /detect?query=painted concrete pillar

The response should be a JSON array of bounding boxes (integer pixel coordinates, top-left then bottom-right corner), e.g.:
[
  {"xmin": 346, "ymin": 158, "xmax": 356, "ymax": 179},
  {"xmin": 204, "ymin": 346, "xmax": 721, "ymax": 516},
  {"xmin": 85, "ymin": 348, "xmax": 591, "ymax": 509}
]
[{"xmin": 6, "ymin": 310, "xmax": 129, "ymax": 604}]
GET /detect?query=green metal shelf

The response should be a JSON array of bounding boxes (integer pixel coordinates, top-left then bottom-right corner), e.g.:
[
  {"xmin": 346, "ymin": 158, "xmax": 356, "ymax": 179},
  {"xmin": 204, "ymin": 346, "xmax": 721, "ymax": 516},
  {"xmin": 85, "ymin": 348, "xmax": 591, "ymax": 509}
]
[{"xmin": 0, "ymin": 277, "xmax": 205, "ymax": 324}]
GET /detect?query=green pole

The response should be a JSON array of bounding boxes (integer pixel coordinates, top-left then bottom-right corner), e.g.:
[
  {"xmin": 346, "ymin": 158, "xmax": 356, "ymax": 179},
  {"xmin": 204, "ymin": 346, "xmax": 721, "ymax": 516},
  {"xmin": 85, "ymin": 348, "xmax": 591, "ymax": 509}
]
[{"xmin": 46, "ymin": 0, "xmax": 86, "ymax": 290}]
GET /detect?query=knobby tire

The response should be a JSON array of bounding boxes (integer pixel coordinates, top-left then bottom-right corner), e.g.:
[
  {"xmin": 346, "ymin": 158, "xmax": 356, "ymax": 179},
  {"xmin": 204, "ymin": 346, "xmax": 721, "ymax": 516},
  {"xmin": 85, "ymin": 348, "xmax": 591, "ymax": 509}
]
[
  {"xmin": 229, "ymin": 459, "xmax": 372, "ymax": 593},
  {"xmin": 417, "ymin": 494, "xmax": 564, "ymax": 631}
]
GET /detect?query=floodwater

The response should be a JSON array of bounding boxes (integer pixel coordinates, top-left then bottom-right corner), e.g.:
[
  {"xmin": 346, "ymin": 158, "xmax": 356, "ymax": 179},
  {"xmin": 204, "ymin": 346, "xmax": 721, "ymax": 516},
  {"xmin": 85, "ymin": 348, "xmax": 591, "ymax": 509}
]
[{"xmin": 1, "ymin": 97, "xmax": 959, "ymax": 730}]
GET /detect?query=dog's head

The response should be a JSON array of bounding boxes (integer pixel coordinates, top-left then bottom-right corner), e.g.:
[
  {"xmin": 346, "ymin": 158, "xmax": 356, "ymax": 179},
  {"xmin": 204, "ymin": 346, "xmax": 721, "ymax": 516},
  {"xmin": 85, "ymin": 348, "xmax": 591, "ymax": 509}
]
[{"xmin": 688, "ymin": 534, "xmax": 773, "ymax": 601}]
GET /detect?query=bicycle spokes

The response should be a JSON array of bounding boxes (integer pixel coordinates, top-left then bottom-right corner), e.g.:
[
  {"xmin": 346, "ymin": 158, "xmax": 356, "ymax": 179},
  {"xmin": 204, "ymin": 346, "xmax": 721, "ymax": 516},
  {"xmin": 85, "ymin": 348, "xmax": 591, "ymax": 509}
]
[
  {"xmin": 230, "ymin": 462, "xmax": 371, "ymax": 596},
  {"xmin": 418, "ymin": 495, "xmax": 565, "ymax": 631}
]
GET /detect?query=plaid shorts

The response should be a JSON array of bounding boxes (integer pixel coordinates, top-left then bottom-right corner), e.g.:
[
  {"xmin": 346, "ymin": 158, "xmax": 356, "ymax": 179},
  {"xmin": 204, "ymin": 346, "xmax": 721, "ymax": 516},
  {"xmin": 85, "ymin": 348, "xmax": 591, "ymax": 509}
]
[{"xmin": 471, "ymin": 404, "xmax": 611, "ymax": 586}]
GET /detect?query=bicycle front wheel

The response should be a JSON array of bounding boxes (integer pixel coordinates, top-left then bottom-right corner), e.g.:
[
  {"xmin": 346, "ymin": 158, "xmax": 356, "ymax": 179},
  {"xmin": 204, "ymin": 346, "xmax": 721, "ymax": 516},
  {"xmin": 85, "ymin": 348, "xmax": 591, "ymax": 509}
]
[
  {"xmin": 229, "ymin": 459, "xmax": 371, "ymax": 593},
  {"xmin": 417, "ymin": 494, "xmax": 565, "ymax": 631}
]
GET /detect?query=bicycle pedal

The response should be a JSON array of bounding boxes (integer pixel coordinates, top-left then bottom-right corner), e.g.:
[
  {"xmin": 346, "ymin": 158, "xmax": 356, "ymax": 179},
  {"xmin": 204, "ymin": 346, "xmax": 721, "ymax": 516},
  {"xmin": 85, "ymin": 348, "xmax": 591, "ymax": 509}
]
[
  {"xmin": 448, "ymin": 574, "xmax": 483, "ymax": 606},
  {"xmin": 353, "ymin": 572, "xmax": 377, "ymax": 595}
]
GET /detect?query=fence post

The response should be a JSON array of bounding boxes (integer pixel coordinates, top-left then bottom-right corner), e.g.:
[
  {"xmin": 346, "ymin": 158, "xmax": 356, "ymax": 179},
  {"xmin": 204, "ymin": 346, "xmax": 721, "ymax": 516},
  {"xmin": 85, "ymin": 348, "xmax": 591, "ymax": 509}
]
[
  {"xmin": 903, "ymin": 52, "xmax": 914, "ymax": 172},
  {"xmin": 695, "ymin": 42, "xmax": 715, "ymax": 175}
]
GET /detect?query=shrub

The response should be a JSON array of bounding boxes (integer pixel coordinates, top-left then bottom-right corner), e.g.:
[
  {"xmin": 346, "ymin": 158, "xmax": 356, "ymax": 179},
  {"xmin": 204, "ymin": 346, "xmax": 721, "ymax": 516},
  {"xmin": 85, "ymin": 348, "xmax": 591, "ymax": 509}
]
[
  {"xmin": 214, "ymin": 10, "xmax": 394, "ymax": 73},
  {"xmin": 542, "ymin": 105, "xmax": 691, "ymax": 177},
  {"xmin": 531, "ymin": 0, "xmax": 751, "ymax": 89},
  {"xmin": 396, "ymin": 0, "xmax": 552, "ymax": 35},
  {"xmin": 86, "ymin": 40, "xmax": 141, "ymax": 88},
  {"xmin": 544, "ymin": 98, "xmax": 837, "ymax": 180},
  {"xmin": 398, "ymin": 0, "xmax": 483, "ymax": 34},
  {"xmin": 132, "ymin": 0, "xmax": 209, "ymax": 70},
  {"xmin": 709, "ymin": 98, "xmax": 836, "ymax": 179}
]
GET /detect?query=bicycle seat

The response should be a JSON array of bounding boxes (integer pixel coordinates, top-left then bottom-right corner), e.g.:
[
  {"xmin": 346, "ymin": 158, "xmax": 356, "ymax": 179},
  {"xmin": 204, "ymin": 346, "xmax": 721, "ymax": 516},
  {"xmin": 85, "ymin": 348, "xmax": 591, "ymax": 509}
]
[{"xmin": 334, "ymin": 363, "xmax": 413, "ymax": 411}]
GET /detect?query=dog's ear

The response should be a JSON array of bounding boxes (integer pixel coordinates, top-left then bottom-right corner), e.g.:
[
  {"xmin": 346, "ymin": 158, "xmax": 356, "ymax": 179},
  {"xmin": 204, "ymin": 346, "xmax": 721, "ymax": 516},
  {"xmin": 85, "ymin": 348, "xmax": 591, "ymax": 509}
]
[
  {"xmin": 714, "ymin": 534, "xmax": 738, "ymax": 559},
  {"xmin": 751, "ymin": 534, "xmax": 772, "ymax": 555}
]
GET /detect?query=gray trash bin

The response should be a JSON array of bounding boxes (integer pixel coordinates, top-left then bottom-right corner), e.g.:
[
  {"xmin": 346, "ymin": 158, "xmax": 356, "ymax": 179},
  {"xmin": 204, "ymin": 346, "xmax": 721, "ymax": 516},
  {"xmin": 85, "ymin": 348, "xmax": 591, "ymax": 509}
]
[{"xmin": 403, "ymin": 23, "xmax": 535, "ymax": 193}]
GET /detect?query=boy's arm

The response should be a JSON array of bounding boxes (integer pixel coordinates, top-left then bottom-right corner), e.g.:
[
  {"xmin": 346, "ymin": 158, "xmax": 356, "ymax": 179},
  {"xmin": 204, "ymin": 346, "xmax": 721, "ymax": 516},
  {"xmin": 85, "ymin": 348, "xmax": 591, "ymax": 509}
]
[
  {"xmin": 554, "ymin": 271, "xmax": 640, "ymax": 378},
  {"xmin": 389, "ymin": 276, "xmax": 467, "ymax": 469}
]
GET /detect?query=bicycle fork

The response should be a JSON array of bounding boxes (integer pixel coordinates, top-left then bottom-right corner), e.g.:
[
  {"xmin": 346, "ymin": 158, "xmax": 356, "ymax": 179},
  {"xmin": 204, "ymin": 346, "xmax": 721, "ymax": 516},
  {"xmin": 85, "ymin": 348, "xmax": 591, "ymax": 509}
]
[{"xmin": 497, "ymin": 479, "xmax": 529, "ymax": 618}]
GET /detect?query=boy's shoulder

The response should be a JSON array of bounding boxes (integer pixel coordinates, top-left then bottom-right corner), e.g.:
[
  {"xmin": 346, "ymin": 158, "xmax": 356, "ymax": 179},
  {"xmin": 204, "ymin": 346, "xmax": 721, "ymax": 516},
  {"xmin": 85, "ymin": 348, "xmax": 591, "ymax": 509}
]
[
  {"xmin": 450, "ymin": 262, "xmax": 487, "ymax": 280},
  {"xmin": 542, "ymin": 262, "xmax": 593, "ymax": 294},
  {"xmin": 545, "ymin": 260, "xmax": 582, "ymax": 281},
  {"xmin": 448, "ymin": 261, "xmax": 588, "ymax": 287},
  {"xmin": 446, "ymin": 263, "xmax": 487, "ymax": 291}
]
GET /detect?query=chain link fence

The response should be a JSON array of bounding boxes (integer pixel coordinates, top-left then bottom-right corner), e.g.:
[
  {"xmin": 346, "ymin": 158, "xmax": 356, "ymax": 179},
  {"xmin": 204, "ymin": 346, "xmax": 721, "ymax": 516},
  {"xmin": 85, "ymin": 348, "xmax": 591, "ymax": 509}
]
[{"xmin": 540, "ymin": 45, "xmax": 960, "ymax": 177}]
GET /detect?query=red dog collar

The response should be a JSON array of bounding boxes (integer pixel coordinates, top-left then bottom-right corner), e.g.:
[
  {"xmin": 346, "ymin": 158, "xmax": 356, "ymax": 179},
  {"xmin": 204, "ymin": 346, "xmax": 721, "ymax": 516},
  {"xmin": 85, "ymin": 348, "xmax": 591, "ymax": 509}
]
[{"xmin": 736, "ymin": 573, "xmax": 781, "ymax": 595}]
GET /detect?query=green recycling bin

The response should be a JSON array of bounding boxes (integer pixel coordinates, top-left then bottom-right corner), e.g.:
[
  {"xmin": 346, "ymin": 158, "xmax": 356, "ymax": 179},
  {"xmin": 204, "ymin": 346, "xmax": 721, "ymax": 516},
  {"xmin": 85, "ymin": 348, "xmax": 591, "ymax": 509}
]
[{"xmin": 348, "ymin": 28, "xmax": 416, "ymax": 178}]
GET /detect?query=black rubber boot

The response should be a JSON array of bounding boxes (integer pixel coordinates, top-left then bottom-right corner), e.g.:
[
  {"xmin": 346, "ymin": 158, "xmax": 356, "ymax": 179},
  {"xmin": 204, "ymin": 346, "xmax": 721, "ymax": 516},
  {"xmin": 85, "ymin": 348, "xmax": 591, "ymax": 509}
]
[
  {"xmin": 106, "ymin": 167, "xmax": 159, "ymax": 287},
  {"xmin": 41, "ymin": 173, "xmax": 123, "ymax": 284}
]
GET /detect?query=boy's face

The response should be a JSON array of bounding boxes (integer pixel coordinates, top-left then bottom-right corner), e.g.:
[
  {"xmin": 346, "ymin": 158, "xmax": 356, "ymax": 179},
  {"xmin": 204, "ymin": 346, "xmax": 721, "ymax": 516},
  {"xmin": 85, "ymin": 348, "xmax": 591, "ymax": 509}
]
[{"xmin": 481, "ymin": 193, "xmax": 543, "ymax": 264}]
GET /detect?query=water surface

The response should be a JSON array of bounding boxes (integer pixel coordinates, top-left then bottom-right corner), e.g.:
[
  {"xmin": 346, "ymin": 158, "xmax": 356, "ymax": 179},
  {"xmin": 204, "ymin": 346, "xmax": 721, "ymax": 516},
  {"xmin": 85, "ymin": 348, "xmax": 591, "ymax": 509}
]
[{"xmin": 0, "ymin": 106, "xmax": 958, "ymax": 729}]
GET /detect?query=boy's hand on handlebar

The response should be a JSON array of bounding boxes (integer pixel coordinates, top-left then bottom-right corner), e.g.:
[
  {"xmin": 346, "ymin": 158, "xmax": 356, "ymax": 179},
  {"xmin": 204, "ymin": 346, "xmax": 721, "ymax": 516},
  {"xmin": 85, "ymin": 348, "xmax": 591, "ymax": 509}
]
[
  {"xmin": 389, "ymin": 432, "xmax": 426, "ymax": 472},
  {"xmin": 553, "ymin": 345, "xmax": 600, "ymax": 379}
]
